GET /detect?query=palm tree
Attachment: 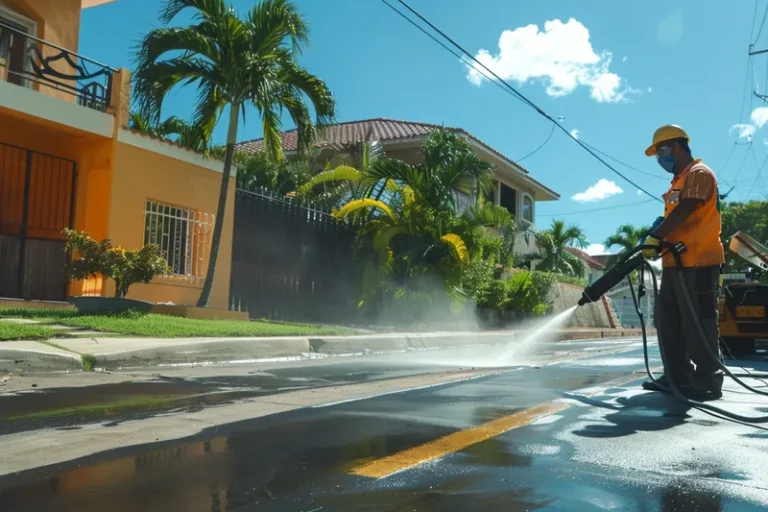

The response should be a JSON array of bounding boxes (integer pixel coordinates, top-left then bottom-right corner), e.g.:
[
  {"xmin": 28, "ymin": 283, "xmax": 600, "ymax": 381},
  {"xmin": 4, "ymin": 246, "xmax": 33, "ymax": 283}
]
[
  {"xmin": 305, "ymin": 130, "xmax": 510, "ymax": 306},
  {"xmin": 129, "ymin": 112, "xmax": 215, "ymax": 154},
  {"xmin": 133, "ymin": 0, "xmax": 335, "ymax": 307},
  {"xmin": 533, "ymin": 219, "xmax": 589, "ymax": 277},
  {"xmin": 604, "ymin": 223, "xmax": 651, "ymax": 265}
]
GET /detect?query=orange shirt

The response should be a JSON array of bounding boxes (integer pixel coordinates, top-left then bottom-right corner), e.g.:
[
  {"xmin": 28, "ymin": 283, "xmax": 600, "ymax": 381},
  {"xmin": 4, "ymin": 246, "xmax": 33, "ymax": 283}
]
[{"xmin": 661, "ymin": 159, "xmax": 725, "ymax": 268}]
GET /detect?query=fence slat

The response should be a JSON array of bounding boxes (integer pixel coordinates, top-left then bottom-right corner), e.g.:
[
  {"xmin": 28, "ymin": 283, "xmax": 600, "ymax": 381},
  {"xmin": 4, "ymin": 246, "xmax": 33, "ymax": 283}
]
[{"xmin": 229, "ymin": 190, "xmax": 361, "ymax": 323}]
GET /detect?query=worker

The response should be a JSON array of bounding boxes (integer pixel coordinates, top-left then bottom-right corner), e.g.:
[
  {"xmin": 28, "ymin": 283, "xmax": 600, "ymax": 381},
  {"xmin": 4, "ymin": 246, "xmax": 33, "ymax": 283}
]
[{"xmin": 641, "ymin": 125, "xmax": 726, "ymax": 401}]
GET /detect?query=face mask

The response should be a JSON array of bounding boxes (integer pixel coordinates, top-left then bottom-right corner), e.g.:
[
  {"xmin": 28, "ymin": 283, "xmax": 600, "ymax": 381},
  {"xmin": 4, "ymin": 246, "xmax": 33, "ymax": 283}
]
[{"xmin": 657, "ymin": 155, "xmax": 676, "ymax": 174}]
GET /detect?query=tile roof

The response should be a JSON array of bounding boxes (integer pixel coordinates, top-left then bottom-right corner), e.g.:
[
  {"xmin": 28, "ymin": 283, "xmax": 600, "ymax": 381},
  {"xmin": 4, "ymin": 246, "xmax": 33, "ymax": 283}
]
[
  {"xmin": 237, "ymin": 117, "xmax": 529, "ymax": 171},
  {"xmin": 564, "ymin": 247, "xmax": 606, "ymax": 270},
  {"xmin": 236, "ymin": 118, "xmax": 561, "ymax": 200}
]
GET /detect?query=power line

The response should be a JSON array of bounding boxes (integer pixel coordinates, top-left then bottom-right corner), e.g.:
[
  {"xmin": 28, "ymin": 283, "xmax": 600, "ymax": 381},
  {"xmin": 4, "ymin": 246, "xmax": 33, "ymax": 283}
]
[
  {"xmin": 388, "ymin": 0, "xmax": 663, "ymax": 203},
  {"xmin": 755, "ymin": 1, "xmax": 768, "ymax": 44},
  {"xmin": 747, "ymin": 146, "xmax": 768, "ymax": 198},
  {"xmin": 579, "ymin": 141, "xmax": 669, "ymax": 181},
  {"xmin": 517, "ymin": 121, "xmax": 556, "ymax": 162},
  {"xmin": 539, "ymin": 200, "xmax": 655, "ymax": 218}
]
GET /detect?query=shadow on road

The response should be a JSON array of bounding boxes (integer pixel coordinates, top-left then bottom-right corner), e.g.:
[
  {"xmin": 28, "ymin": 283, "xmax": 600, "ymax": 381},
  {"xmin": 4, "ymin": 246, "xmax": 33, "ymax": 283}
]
[{"xmin": 566, "ymin": 390, "xmax": 692, "ymax": 439}]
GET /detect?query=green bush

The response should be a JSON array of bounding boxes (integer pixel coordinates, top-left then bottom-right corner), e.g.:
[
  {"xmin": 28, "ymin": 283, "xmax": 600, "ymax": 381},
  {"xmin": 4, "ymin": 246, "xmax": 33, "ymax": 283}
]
[
  {"xmin": 64, "ymin": 229, "xmax": 170, "ymax": 298},
  {"xmin": 552, "ymin": 273, "xmax": 588, "ymax": 287},
  {"xmin": 460, "ymin": 260, "xmax": 494, "ymax": 302},
  {"xmin": 476, "ymin": 279, "xmax": 510, "ymax": 310}
]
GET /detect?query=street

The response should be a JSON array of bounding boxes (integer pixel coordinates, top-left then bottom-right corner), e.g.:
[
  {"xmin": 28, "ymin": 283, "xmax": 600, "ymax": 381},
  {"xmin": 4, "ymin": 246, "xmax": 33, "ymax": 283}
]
[{"xmin": 1, "ymin": 337, "xmax": 768, "ymax": 511}]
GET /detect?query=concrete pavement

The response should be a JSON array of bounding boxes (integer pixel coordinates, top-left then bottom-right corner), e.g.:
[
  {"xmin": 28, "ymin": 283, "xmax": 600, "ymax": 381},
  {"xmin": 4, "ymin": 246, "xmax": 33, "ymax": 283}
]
[{"xmin": 0, "ymin": 327, "xmax": 652, "ymax": 372}]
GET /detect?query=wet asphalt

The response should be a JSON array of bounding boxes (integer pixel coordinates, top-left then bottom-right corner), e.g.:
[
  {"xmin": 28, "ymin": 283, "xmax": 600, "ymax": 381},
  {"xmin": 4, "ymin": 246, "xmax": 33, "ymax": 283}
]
[{"xmin": 1, "ymin": 338, "xmax": 768, "ymax": 511}]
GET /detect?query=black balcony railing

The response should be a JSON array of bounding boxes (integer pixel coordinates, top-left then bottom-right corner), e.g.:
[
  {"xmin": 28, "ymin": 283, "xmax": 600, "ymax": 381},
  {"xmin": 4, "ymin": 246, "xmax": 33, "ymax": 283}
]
[{"xmin": 0, "ymin": 21, "xmax": 115, "ymax": 112}]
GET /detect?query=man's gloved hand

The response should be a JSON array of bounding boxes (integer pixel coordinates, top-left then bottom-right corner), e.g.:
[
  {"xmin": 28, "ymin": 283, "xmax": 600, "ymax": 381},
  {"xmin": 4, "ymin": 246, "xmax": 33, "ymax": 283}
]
[{"xmin": 642, "ymin": 236, "xmax": 662, "ymax": 260}]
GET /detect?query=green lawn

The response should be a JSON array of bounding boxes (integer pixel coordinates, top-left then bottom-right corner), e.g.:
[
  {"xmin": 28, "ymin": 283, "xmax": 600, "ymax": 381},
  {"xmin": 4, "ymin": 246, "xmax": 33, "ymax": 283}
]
[
  {"xmin": 0, "ymin": 321, "xmax": 54, "ymax": 341},
  {"xmin": 0, "ymin": 308, "xmax": 350, "ymax": 339}
]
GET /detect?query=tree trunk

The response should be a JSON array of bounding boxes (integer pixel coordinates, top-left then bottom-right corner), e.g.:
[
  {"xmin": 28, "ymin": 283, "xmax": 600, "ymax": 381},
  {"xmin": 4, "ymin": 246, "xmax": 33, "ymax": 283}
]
[{"xmin": 197, "ymin": 105, "xmax": 240, "ymax": 308}]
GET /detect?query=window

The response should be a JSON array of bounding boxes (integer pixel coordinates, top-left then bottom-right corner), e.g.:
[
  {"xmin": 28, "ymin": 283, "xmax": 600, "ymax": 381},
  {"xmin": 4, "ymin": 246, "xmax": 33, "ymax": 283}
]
[
  {"xmin": 522, "ymin": 195, "xmax": 534, "ymax": 223},
  {"xmin": 499, "ymin": 183, "xmax": 516, "ymax": 216},
  {"xmin": 143, "ymin": 200, "xmax": 213, "ymax": 277},
  {"xmin": 0, "ymin": 5, "xmax": 36, "ymax": 88}
]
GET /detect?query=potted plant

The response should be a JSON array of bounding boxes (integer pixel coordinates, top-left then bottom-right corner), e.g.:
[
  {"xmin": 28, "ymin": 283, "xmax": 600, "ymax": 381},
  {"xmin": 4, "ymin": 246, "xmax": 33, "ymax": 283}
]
[{"xmin": 63, "ymin": 229, "xmax": 171, "ymax": 314}]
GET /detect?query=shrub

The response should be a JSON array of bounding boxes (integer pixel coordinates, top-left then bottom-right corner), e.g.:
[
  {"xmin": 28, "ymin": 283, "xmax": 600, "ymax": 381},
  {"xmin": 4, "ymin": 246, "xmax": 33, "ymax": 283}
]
[
  {"xmin": 460, "ymin": 260, "xmax": 494, "ymax": 302},
  {"xmin": 552, "ymin": 273, "xmax": 588, "ymax": 287},
  {"xmin": 64, "ymin": 229, "xmax": 170, "ymax": 298}
]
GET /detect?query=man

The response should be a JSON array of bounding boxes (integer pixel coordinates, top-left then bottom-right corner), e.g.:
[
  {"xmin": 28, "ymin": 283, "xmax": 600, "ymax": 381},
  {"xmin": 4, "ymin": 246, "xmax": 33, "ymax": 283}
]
[{"xmin": 641, "ymin": 124, "xmax": 726, "ymax": 401}]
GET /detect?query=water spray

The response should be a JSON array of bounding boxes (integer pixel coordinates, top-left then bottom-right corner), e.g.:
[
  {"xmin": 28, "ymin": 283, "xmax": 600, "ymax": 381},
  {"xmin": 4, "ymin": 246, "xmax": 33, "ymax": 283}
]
[{"xmin": 576, "ymin": 239, "xmax": 768, "ymax": 425}]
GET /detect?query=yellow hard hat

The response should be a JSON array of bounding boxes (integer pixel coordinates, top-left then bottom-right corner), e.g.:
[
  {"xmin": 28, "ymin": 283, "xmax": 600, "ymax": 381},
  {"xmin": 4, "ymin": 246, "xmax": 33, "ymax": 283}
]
[{"xmin": 644, "ymin": 125, "xmax": 690, "ymax": 156}]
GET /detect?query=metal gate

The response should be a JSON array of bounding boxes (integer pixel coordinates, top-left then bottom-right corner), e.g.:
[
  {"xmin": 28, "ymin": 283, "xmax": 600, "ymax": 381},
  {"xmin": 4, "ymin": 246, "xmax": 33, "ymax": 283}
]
[{"xmin": 0, "ymin": 141, "xmax": 76, "ymax": 301}]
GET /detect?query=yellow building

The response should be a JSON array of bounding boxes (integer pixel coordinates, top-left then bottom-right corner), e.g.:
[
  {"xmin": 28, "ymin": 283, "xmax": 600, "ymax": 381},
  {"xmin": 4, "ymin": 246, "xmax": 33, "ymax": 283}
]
[{"xmin": 0, "ymin": 0, "xmax": 234, "ymax": 310}]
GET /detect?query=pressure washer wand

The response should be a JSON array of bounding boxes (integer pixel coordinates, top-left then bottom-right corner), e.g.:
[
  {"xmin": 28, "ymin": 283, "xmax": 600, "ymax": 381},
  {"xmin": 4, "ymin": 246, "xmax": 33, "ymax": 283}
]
[{"xmin": 578, "ymin": 251, "xmax": 644, "ymax": 306}]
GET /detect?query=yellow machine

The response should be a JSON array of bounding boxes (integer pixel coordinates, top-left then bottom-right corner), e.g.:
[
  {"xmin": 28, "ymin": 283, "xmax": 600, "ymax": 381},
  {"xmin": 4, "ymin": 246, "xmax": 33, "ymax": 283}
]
[{"xmin": 719, "ymin": 232, "xmax": 768, "ymax": 355}]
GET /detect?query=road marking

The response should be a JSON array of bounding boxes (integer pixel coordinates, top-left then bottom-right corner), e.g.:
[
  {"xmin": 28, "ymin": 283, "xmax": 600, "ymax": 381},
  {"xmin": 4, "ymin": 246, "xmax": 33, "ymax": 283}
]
[{"xmin": 350, "ymin": 370, "xmax": 658, "ymax": 479}]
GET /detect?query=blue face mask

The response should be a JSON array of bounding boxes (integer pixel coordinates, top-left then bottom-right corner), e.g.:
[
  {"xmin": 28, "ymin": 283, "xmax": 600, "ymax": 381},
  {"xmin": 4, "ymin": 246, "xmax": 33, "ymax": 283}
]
[{"xmin": 657, "ymin": 155, "xmax": 676, "ymax": 174}]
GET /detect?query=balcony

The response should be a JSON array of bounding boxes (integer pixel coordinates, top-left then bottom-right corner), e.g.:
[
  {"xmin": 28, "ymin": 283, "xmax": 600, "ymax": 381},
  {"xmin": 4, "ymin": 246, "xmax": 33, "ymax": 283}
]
[{"xmin": 0, "ymin": 21, "xmax": 115, "ymax": 113}]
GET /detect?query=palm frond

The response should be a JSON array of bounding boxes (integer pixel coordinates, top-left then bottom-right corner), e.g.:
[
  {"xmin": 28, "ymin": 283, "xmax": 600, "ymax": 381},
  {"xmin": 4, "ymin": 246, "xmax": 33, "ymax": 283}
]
[
  {"xmin": 334, "ymin": 198, "xmax": 395, "ymax": 221},
  {"xmin": 440, "ymin": 233, "xmax": 469, "ymax": 264},
  {"xmin": 298, "ymin": 165, "xmax": 362, "ymax": 195}
]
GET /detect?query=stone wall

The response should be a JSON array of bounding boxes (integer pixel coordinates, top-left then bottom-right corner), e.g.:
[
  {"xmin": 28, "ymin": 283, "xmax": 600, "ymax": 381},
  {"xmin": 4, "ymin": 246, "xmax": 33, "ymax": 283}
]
[{"xmin": 549, "ymin": 282, "xmax": 614, "ymax": 328}]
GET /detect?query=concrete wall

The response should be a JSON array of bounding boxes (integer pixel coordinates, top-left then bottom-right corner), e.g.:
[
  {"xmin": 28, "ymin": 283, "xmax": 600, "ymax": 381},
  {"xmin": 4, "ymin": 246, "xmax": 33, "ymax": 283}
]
[
  {"xmin": 106, "ymin": 140, "xmax": 235, "ymax": 310},
  {"xmin": 549, "ymin": 282, "xmax": 614, "ymax": 328}
]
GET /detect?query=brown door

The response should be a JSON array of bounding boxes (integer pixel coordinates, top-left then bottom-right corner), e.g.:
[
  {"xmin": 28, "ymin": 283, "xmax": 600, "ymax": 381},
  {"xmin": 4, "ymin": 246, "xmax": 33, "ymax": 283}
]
[{"xmin": 0, "ymin": 143, "xmax": 76, "ymax": 301}]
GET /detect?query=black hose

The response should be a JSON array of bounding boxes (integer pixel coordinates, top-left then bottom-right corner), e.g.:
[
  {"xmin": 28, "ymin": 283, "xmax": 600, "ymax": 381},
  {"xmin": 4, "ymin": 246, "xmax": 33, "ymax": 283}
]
[{"xmin": 633, "ymin": 258, "xmax": 768, "ymax": 423}]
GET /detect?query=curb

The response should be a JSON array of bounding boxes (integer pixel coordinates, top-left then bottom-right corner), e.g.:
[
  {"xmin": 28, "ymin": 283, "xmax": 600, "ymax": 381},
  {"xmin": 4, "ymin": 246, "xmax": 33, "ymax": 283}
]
[
  {"xmin": 1, "ymin": 329, "xmax": 652, "ymax": 373},
  {"xmin": 0, "ymin": 346, "xmax": 82, "ymax": 374}
]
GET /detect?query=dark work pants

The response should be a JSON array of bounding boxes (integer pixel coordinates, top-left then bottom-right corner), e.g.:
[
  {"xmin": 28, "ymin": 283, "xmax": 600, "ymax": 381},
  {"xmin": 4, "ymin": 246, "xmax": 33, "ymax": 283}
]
[{"xmin": 656, "ymin": 266, "xmax": 722, "ymax": 387}]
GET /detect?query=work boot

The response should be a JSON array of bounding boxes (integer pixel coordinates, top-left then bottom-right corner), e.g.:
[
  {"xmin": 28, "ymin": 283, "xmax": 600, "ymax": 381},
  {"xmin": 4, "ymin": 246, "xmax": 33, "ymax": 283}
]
[
  {"xmin": 683, "ymin": 372, "xmax": 724, "ymax": 401},
  {"xmin": 642, "ymin": 374, "xmax": 672, "ymax": 393}
]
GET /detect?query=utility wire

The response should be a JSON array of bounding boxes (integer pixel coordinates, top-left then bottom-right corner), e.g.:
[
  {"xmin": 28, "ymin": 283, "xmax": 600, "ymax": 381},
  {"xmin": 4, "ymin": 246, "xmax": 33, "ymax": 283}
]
[
  {"xmin": 755, "ymin": 1, "xmax": 768, "ymax": 44},
  {"xmin": 538, "ymin": 200, "xmax": 654, "ymax": 217},
  {"xmin": 389, "ymin": 0, "xmax": 663, "ymax": 203},
  {"xmin": 579, "ymin": 141, "xmax": 669, "ymax": 181},
  {"xmin": 378, "ymin": 0, "xmax": 530, "ymax": 109},
  {"xmin": 747, "ymin": 147, "xmax": 768, "ymax": 198},
  {"xmin": 517, "ymin": 121, "xmax": 556, "ymax": 162}
]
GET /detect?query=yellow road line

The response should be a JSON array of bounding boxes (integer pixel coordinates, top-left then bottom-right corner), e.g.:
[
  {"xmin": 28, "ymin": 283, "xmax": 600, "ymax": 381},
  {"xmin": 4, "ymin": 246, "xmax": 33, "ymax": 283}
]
[{"xmin": 350, "ymin": 370, "xmax": 658, "ymax": 479}]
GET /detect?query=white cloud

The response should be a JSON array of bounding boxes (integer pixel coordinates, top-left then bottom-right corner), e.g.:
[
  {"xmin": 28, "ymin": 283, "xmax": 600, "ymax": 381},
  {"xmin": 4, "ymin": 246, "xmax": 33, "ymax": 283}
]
[
  {"xmin": 467, "ymin": 18, "xmax": 635, "ymax": 103},
  {"xmin": 751, "ymin": 107, "xmax": 768, "ymax": 128},
  {"xmin": 729, "ymin": 107, "xmax": 768, "ymax": 141},
  {"xmin": 637, "ymin": 189, "xmax": 644, "ymax": 196},
  {"xmin": 585, "ymin": 243, "xmax": 609, "ymax": 256},
  {"xmin": 570, "ymin": 129, "xmax": 580, "ymax": 139},
  {"xmin": 572, "ymin": 179, "xmax": 624, "ymax": 202},
  {"xmin": 730, "ymin": 123, "xmax": 756, "ymax": 141}
]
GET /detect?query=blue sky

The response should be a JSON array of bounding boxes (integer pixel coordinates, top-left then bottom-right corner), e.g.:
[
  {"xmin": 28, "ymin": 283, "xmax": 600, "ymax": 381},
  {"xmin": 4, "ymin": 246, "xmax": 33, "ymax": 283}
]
[{"xmin": 81, "ymin": 0, "xmax": 766, "ymax": 253}]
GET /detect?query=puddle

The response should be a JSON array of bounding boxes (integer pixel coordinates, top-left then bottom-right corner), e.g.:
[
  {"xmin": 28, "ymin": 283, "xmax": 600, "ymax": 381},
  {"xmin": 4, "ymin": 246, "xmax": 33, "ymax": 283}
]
[{"xmin": 0, "ymin": 363, "xmax": 456, "ymax": 434}]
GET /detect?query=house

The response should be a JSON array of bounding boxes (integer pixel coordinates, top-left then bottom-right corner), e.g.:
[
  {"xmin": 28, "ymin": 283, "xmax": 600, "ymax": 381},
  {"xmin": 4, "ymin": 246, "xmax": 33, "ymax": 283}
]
[
  {"xmin": 563, "ymin": 247, "xmax": 606, "ymax": 285},
  {"xmin": 0, "ymin": 0, "xmax": 235, "ymax": 310},
  {"xmin": 236, "ymin": 118, "xmax": 560, "ymax": 254}
]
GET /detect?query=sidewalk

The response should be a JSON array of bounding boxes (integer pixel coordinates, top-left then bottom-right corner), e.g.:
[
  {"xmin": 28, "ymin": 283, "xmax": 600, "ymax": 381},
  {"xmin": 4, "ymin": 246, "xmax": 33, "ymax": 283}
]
[{"xmin": 0, "ymin": 328, "xmax": 653, "ymax": 373}]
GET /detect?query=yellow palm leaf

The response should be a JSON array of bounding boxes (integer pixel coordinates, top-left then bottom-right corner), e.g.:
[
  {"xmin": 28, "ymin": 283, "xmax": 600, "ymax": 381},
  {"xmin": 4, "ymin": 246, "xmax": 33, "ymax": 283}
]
[
  {"xmin": 298, "ymin": 165, "xmax": 361, "ymax": 195},
  {"xmin": 440, "ymin": 233, "xmax": 469, "ymax": 263},
  {"xmin": 334, "ymin": 198, "xmax": 395, "ymax": 221}
]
